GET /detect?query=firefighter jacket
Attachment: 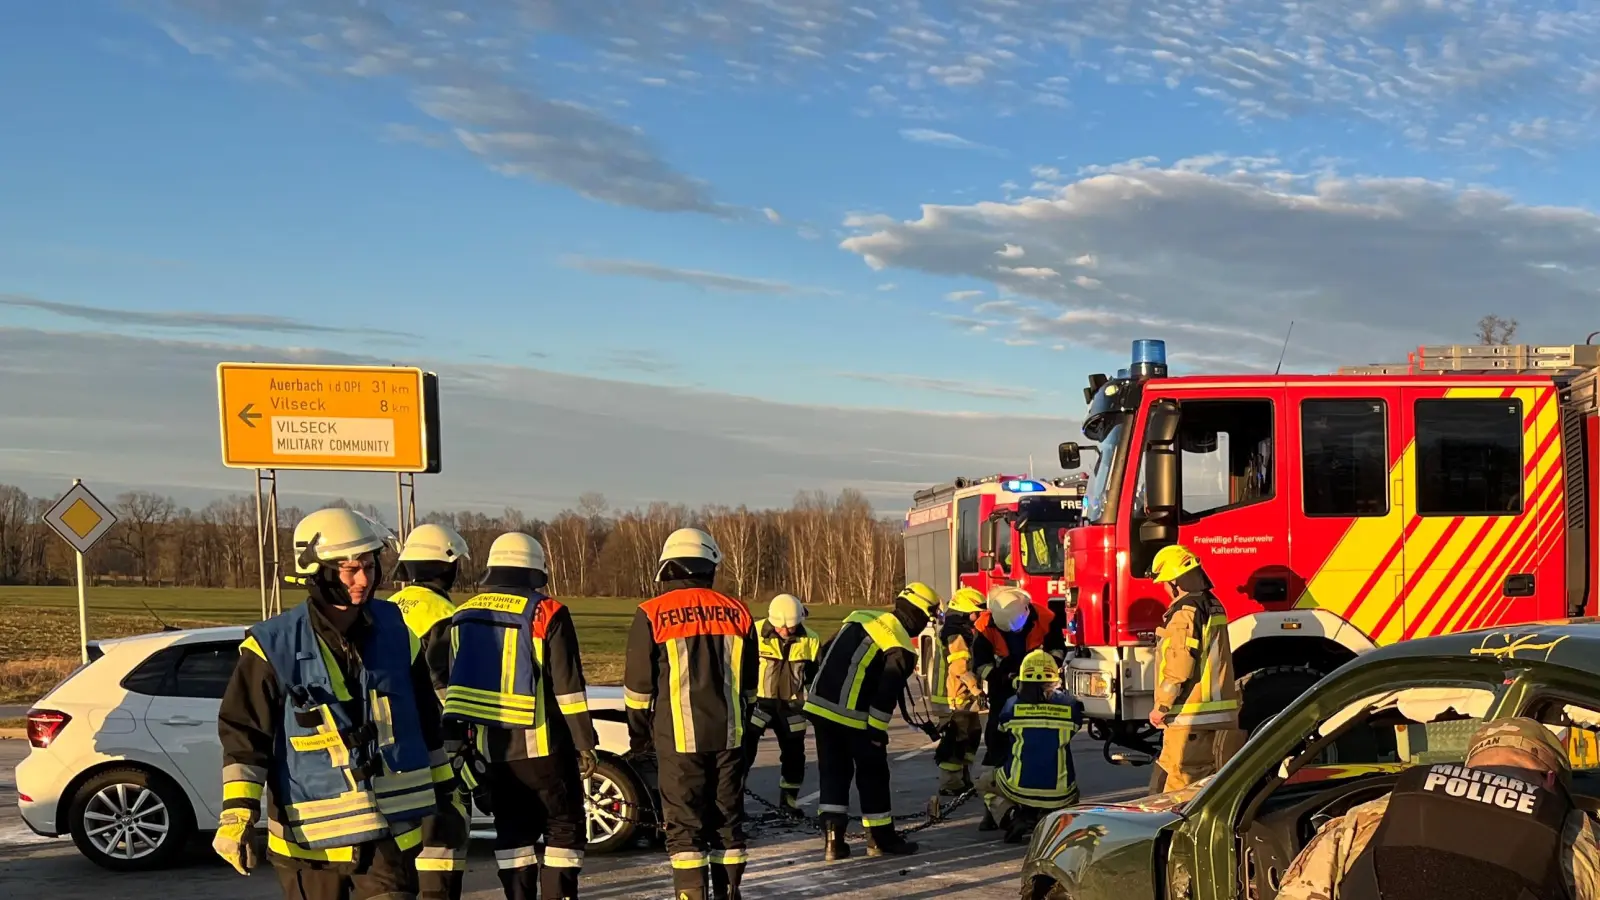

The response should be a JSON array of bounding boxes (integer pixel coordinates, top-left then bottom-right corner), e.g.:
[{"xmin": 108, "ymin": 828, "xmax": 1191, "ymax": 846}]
[
  {"xmin": 938, "ymin": 612, "xmax": 982, "ymax": 712},
  {"xmin": 383, "ymin": 583, "xmax": 456, "ymax": 702},
  {"xmin": 755, "ymin": 618, "xmax": 820, "ymax": 705},
  {"xmin": 624, "ymin": 580, "xmax": 758, "ymax": 754},
  {"xmin": 219, "ymin": 598, "xmax": 449, "ymax": 864},
  {"xmin": 1153, "ymin": 588, "xmax": 1239, "ymax": 728},
  {"xmin": 804, "ymin": 609, "xmax": 918, "ymax": 733},
  {"xmin": 444, "ymin": 586, "xmax": 596, "ymax": 760},
  {"xmin": 971, "ymin": 602, "xmax": 1064, "ymax": 682},
  {"xmin": 992, "ymin": 688, "xmax": 1083, "ymax": 809}
]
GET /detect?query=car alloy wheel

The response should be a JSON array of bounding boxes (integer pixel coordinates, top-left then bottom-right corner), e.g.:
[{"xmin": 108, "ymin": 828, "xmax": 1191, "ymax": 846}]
[{"xmin": 83, "ymin": 782, "xmax": 170, "ymax": 861}]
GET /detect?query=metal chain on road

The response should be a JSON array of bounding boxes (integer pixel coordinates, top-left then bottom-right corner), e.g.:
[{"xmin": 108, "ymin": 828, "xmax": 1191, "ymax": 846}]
[{"xmin": 742, "ymin": 786, "xmax": 979, "ymax": 840}]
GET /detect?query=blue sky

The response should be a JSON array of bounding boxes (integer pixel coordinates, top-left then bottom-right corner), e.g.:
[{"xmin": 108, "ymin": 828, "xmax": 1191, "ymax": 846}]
[{"xmin": 4, "ymin": 1, "xmax": 1600, "ymax": 514}]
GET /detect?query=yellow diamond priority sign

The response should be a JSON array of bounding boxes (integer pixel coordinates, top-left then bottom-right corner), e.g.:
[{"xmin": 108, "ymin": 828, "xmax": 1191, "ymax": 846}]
[{"xmin": 44, "ymin": 482, "xmax": 118, "ymax": 554}]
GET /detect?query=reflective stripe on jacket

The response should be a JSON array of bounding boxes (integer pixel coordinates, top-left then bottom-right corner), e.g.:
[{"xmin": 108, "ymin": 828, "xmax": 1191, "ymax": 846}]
[
  {"xmin": 940, "ymin": 612, "xmax": 981, "ymax": 711},
  {"xmin": 994, "ymin": 692, "xmax": 1082, "ymax": 808},
  {"xmin": 803, "ymin": 610, "xmax": 915, "ymax": 732},
  {"xmin": 248, "ymin": 601, "xmax": 437, "ymax": 850},
  {"xmin": 624, "ymin": 584, "xmax": 757, "ymax": 754},
  {"xmin": 445, "ymin": 587, "xmax": 595, "ymax": 759},
  {"xmin": 1154, "ymin": 591, "xmax": 1239, "ymax": 728},
  {"xmin": 756, "ymin": 619, "xmax": 820, "ymax": 704}
]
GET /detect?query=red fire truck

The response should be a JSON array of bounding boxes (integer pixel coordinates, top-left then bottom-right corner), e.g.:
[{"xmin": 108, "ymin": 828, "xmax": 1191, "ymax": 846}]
[
  {"xmin": 1059, "ymin": 338, "xmax": 1600, "ymax": 760},
  {"xmin": 903, "ymin": 473, "xmax": 1088, "ymax": 610}
]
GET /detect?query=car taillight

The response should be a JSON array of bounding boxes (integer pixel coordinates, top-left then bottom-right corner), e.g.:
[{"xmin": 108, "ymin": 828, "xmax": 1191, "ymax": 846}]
[{"xmin": 27, "ymin": 709, "xmax": 70, "ymax": 749}]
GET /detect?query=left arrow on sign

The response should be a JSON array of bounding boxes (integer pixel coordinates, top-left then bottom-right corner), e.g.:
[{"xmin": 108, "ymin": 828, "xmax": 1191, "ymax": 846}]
[{"xmin": 238, "ymin": 403, "xmax": 262, "ymax": 427}]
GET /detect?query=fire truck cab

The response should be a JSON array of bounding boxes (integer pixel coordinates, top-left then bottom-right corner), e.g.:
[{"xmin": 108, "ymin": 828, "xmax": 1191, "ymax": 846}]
[
  {"xmin": 904, "ymin": 474, "xmax": 1087, "ymax": 610},
  {"xmin": 1060, "ymin": 338, "xmax": 1600, "ymax": 759}
]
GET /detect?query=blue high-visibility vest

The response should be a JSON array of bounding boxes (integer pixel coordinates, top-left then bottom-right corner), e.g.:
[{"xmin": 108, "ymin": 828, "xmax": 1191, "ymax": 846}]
[
  {"xmin": 251, "ymin": 601, "xmax": 436, "ymax": 849},
  {"xmin": 994, "ymin": 690, "xmax": 1082, "ymax": 808},
  {"xmin": 445, "ymin": 587, "xmax": 570, "ymax": 754}
]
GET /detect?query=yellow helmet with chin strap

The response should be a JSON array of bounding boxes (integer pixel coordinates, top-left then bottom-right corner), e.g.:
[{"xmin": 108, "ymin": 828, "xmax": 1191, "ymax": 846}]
[
  {"xmin": 947, "ymin": 586, "xmax": 986, "ymax": 615},
  {"xmin": 897, "ymin": 582, "xmax": 941, "ymax": 617},
  {"xmin": 1016, "ymin": 649, "xmax": 1061, "ymax": 686},
  {"xmin": 1150, "ymin": 544, "xmax": 1202, "ymax": 584}
]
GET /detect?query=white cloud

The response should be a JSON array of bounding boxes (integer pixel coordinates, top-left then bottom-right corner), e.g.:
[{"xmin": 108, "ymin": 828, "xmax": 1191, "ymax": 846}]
[
  {"xmin": 898, "ymin": 128, "xmax": 999, "ymax": 152},
  {"xmin": 840, "ymin": 154, "xmax": 1600, "ymax": 371},
  {"xmin": 996, "ymin": 243, "xmax": 1025, "ymax": 259},
  {"xmin": 0, "ymin": 294, "xmax": 414, "ymax": 339},
  {"xmin": 763, "ymin": 207, "xmax": 784, "ymax": 224},
  {"xmin": 0, "ymin": 329, "xmax": 1071, "ymax": 515},
  {"xmin": 945, "ymin": 290, "xmax": 985, "ymax": 302},
  {"xmin": 836, "ymin": 371, "xmax": 1036, "ymax": 401},
  {"xmin": 561, "ymin": 256, "xmax": 826, "ymax": 295},
  {"xmin": 877, "ymin": 283, "xmax": 898, "ymax": 291}
]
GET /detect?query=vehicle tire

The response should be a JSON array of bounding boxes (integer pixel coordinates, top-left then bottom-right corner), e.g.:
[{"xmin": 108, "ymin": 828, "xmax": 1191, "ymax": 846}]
[
  {"xmin": 68, "ymin": 766, "xmax": 195, "ymax": 871},
  {"xmin": 584, "ymin": 757, "xmax": 643, "ymax": 854},
  {"xmin": 1237, "ymin": 665, "xmax": 1325, "ymax": 735}
]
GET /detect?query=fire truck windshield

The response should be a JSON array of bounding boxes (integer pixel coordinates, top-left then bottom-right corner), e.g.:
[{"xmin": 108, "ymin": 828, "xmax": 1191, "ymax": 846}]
[
  {"xmin": 1082, "ymin": 417, "xmax": 1129, "ymax": 524},
  {"xmin": 1018, "ymin": 522, "xmax": 1067, "ymax": 575}
]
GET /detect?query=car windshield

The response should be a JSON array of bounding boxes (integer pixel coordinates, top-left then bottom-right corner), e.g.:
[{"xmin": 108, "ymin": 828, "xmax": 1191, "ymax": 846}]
[
  {"xmin": 1082, "ymin": 419, "xmax": 1128, "ymax": 524},
  {"xmin": 1018, "ymin": 522, "xmax": 1067, "ymax": 575}
]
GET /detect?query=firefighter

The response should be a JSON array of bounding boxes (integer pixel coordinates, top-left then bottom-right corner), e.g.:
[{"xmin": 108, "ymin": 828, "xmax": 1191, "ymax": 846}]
[
  {"xmin": 388, "ymin": 523, "xmax": 472, "ymax": 900},
  {"xmin": 1148, "ymin": 544, "xmax": 1243, "ymax": 794},
  {"xmin": 444, "ymin": 533, "xmax": 597, "ymax": 900},
  {"xmin": 623, "ymin": 528, "xmax": 758, "ymax": 900},
  {"xmin": 804, "ymin": 582, "xmax": 940, "ymax": 861},
  {"xmin": 975, "ymin": 649, "xmax": 1083, "ymax": 844},
  {"xmin": 972, "ymin": 586, "xmax": 1065, "ymax": 768},
  {"xmin": 742, "ymin": 593, "xmax": 821, "ymax": 812},
  {"xmin": 214, "ymin": 507, "xmax": 463, "ymax": 900},
  {"xmin": 933, "ymin": 586, "xmax": 987, "ymax": 796},
  {"xmin": 1278, "ymin": 717, "xmax": 1600, "ymax": 900}
]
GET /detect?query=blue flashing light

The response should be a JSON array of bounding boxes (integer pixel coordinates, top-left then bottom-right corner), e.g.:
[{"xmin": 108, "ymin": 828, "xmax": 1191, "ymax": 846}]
[
  {"xmin": 1132, "ymin": 339, "xmax": 1167, "ymax": 367},
  {"xmin": 1002, "ymin": 479, "xmax": 1047, "ymax": 493}
]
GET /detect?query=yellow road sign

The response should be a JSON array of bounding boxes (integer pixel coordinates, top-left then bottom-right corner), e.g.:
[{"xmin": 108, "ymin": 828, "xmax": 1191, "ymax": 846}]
[
  {"xmin": 44, "ymin": 481, "xmax": 118, "ymax": 554},
  {"xmin": 217, "ymin": 363, "xmax": 437, "ymax": 472}
]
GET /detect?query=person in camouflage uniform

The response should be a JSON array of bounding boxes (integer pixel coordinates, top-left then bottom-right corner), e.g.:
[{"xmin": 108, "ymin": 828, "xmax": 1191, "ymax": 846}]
[{"xmin": 1277, "ymin": 717, "xmax": 1600, "ymax": 900}]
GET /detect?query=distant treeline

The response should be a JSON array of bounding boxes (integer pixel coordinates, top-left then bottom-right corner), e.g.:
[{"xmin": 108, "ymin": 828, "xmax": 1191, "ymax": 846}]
[{"xmin": 0, "ymin": 485, "xmax": 905, "ymax": 605}]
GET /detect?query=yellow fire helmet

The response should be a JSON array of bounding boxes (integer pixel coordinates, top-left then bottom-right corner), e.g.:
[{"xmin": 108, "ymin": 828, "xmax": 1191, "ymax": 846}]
[
  {"xmin": 1016, "ymin": 649, "xmax": 1061, "ymax": 684},
  {"xmin": 897, "ymin": 582, "xmax": 941, "ymax": 616},
  {"xmin": 947, "ymin": 586, "xmax": 986, "ymax": 615},
  {"xmin": 1149, "ymin": 544, "xmax": 1201, "ymax": 584}
]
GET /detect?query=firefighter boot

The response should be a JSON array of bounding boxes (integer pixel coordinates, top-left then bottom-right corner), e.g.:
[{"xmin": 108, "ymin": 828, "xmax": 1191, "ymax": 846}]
[
  {"xmin": 866, "ymin": 825, "xmax": 920, "ymax": 857},
  {"xmin": 673, "ymin": 866, "xmax": 709, "ymax": 900},
  {"xmin": 780, "ymin": 787, "xmax": 801, "ymax": 813},
  {"xmin": 938, "ymin": 765, "xmax": 970, "ymax": 796},
  {"xmin": 820, "ymin": 813, "xmax": 852, "ymax": 862},
  {"xmin": 711, "ymin": 862, "xmax": 745, "ymax": 900}
]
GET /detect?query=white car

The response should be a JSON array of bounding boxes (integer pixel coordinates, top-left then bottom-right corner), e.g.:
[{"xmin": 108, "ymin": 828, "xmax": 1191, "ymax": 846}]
[{"xmin": 16, "ymin": 626, "xmax": 657, "ymax": 870}]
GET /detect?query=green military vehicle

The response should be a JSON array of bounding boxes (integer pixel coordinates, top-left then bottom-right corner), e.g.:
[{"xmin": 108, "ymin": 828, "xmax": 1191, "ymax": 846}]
[{"xmin": 1019, "ymin": 620, "xmax": 1600, "ymax": 900}]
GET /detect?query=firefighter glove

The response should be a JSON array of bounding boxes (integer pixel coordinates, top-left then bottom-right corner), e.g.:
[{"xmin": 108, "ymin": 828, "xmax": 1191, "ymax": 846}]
[
  {"xmin": 430, "ymin": 792, "xmax": 470, "ymax": 849},
  {"xmin": 212, "ymin": 808, "xmax": 259, "ymax": 876},
  {"xmin": 959, "ymin": 673, "xmax": 984, "ymax": 696},
  {"xmin": 579, "ymin": 749, "xmax": 599, "ymax": 781}
]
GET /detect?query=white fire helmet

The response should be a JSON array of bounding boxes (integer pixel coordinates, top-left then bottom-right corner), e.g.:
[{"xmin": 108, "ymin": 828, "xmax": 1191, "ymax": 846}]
[
  {"xmin": 485, "ymin": 532, "xmax": 547, "ymax": 573},
  {"xmin": 768, "ymin": 594, "xmax": 807, "ymax": 628},
  {"xmin": 987, "ymin": 586, "xmax": 1034, "ymax": 633}
]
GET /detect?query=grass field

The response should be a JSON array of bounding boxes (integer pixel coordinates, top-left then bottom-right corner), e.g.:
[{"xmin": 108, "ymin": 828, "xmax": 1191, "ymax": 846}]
[{"xmin": 0, "ymin": 585, "xmax": 878, "ymax": 705}]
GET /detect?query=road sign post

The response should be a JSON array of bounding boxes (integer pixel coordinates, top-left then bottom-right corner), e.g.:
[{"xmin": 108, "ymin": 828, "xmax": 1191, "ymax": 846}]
[{"xmin": 42, "ymin": 480, "xmax": 118, "ymax": 663}]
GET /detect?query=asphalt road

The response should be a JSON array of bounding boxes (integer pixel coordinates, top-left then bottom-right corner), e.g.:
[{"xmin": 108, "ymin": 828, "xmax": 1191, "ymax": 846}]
[{"xmin": 1, "ymin": 725, "xmax": 1151, "ymax": 899}]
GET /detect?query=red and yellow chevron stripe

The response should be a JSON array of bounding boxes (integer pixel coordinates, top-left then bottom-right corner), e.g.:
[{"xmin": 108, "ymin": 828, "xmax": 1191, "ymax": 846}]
[{"xmin": 1294, "ymin": 384, "xmax": 1564, "ymax": 645}]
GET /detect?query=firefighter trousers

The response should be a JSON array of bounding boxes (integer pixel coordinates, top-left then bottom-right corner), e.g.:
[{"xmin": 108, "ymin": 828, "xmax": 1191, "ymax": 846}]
[
  {"xmin": 934, "ymin": 710, "xmax": 983, "ymax": 774},
  {"xmin": 1152, "ymin": 725, "xmax": 1247, "ymax": 793},
  {"xmin": 741, "ymin": 700, "xmax": 808, "ymax": 792},
  {"xmin": 416, "ymin": 789, "xmax": 469, "ymax": 900},
  {"xmin": 659, "ymin": 749, "xmax": 748, "ymax": 893},
  {"xmin": 486, "ymin": 754, "xmax": 587, "ymax": 900},
  {"xmin": 270, "ymin": 836, "xmax": 417, "ymax": 900},
  {"xmin": 814, "ymin": 720, "xmax": 893, "ymax": 828}
]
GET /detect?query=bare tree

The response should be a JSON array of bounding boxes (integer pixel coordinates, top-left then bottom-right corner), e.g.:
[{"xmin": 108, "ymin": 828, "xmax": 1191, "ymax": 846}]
[
  {"xmin": 113, "ymin": 491, "xmax": 177, "ymax": 585},
  {"xmin": 1475, "ymin": 314, "xmax": 1520, "ymax": 346}
]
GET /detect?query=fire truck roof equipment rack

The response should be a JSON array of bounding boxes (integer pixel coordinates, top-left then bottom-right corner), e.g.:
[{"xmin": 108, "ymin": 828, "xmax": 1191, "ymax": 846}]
[
  {"xmin": 1338, "ymin": 342, "xmax": 1600, "ymax": 378},
  {"xmin": 910, "ymin": 472, "xmax": 1082, "ymax": 504}
]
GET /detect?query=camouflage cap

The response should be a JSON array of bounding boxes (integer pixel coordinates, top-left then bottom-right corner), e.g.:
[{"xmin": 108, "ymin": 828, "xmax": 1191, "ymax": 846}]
[{"xmin": 1466, "ymin": 717, "xmax": 1569, "ymax": 774}]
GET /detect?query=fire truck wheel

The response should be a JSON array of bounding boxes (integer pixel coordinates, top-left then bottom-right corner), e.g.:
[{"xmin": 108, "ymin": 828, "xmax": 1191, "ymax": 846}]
[{"xmin": 1236, "ymin": 664, "xmax": 1326, "ymax": 735}]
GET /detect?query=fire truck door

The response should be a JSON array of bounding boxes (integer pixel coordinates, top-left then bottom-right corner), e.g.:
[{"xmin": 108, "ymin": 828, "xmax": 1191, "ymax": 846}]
[
  {"xmin": 1398, "ymin": 385, "xmax": 1550, "ymax": 641},
  {"xmin": 1291, "ymin": 392, "xmax": 1405, "ymax": 645}
]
